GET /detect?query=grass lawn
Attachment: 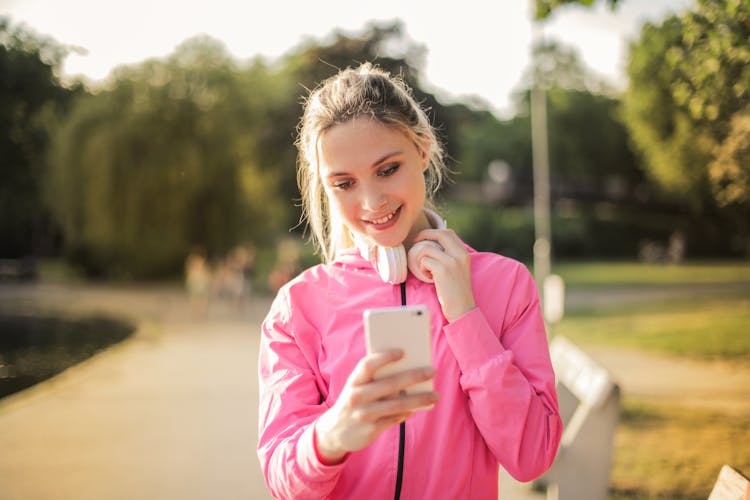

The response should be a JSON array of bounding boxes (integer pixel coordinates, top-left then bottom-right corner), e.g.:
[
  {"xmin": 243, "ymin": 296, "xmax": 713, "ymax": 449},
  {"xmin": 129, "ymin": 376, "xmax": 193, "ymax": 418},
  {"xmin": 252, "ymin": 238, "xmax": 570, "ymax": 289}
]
[
  {"xmin": 551, "ymin": 260, "xmax": 750, "ymax": 360},
  {"xmin": 554, "ymin": 260, "xmax": 750, "ymax": 288},
  {"xmin": 549, "ymin": 261, "xmax": 750, "ymax": 498},
  {"xmin": 554, "ymin": 291, "xmax": 750, "ymax": 360},
  {"xmin": 611, "ymin": 398, "xmax": 750, "ymax": 499}
]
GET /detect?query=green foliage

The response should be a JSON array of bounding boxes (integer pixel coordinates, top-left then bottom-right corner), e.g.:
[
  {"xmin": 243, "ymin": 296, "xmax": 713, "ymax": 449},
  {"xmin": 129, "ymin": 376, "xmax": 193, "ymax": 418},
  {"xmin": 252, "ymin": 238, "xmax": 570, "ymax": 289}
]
[
  {"xmin": 443, "ymin": 203, "xmax": 535, "ymax": 261},
  {"xmin": 534, "ymin": 0, "xmax": 619, "ymax": 20},
  {"xmin": 454, "ymin": 91, "xmax": 644, "ymax": 208},
  {"xmin": 547, "ymin": 88, "xmax": 642, "ymax": 189},
  {"xmin": 709, "ymin": 112, "xmax": 750, "ymax": 206},
  {"xmin": 454, "ymin": 110, "xmax": 532, "ymax": 183},
  {"xmin": 445, "ymin": 39, "xmax": 718, "ymax": 261},
  {"xmin": 622, "ymin": 0, "xmax": 750, "ymax": 216},
  {"xmin": 455, "ymin": 42, "xmax": 643, "ymax": 207},
  {"xmin": 445, "ymin": 200, "xmax": 688, "ymax": 261},
  {"xmin": 0, "ymin": 17, "xmax": 83, "ymax": 257},
  {"xmin": 47, "ymin": 37, "xmax": 286, "ymax": 278},
  {"xmin": 10, "ymin": 14, "xmax": 745, "ymax": 279},
  {"xmin": 527, "ymin": 43, "xmax": 642, "ymax": 192},
  {"xmin": 42, "ymin": 21, "xmax": 471, "ymax": 279}
]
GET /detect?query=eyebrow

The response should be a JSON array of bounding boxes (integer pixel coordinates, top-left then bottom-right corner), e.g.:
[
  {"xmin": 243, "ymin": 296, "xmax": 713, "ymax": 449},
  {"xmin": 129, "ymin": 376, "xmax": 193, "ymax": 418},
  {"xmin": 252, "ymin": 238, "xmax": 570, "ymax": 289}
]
[{"xmin": 325, "ymin": 151, "xmax": 402, "ymax": 178}]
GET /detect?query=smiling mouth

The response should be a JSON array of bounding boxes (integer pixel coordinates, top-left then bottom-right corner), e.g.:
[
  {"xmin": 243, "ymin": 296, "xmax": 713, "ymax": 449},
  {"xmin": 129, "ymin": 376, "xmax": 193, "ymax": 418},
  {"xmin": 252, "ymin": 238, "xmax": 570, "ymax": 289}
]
[{"xmin": 364, "ymin": 206, "xmax": 401, "ymax": 225}]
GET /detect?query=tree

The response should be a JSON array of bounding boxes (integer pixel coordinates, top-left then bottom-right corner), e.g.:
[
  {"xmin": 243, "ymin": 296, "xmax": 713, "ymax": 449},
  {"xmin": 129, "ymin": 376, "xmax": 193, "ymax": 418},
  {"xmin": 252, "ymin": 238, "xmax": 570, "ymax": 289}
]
[
  {"xmin": 47, "ymin": 36, "xmax": 285, "ymax": 278},
  {"xmin": 623, "ymin": 0, "xmax": 750, "ymax": 254},
  {"xmin": 621, "ymin": 0, "xmax": 750, "ymax": 252},
  {"xmin": 456, "ymin": 42, "xmax": 642, "ymax": 199},
  {"xmin": 0, "ymin": 17, "xmax": 83, "ymax": 258},
  {"xmin": 44, "ymin": 21, "xmax": 489, "ymax": 277}
]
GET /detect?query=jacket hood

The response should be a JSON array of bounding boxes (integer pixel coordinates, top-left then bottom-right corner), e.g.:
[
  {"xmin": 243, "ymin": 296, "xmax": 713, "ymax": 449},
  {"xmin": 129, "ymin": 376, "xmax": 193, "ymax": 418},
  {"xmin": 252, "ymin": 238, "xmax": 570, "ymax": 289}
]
[{"xmin": 331, "ymin": 247, "xmax": 373, "ymax": 271}]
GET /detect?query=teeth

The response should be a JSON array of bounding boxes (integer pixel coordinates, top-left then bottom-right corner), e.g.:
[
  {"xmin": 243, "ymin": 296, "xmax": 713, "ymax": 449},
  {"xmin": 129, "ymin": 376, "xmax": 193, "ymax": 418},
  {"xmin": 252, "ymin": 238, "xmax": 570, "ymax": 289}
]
[{"xmin": 369, "ymin": 209, "xmax": 397, "ymax": 225}]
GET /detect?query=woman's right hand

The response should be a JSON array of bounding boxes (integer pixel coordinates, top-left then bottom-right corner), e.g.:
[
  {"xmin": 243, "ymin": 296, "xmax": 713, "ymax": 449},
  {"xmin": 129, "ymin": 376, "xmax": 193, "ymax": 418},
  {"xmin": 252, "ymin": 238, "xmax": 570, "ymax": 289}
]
[{"xmin": 314, "ymin": 350, "xmax": 439, "ymax": 465}]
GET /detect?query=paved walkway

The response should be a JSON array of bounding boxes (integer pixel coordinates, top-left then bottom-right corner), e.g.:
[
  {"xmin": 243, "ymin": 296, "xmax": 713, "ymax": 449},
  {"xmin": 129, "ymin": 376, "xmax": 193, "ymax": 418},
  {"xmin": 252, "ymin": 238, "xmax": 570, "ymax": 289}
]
[
  {"xmin": 0, "ymin": 284, "xmax": 274, "ymax": 500},
  {"xmin": 1, "ymin": 283, "xmax": 748, "ymax": 499}
]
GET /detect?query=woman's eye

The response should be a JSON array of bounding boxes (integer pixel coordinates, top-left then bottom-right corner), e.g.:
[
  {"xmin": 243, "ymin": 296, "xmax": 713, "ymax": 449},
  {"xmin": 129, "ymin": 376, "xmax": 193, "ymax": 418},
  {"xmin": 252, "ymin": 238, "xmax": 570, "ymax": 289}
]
[
  {"xmin": 333, "ymin": 179, "xmax": 354, "ymax": 190},
  {"xmin": 379, "ymin": 164, "xmax": 399, "ymax": 177}
]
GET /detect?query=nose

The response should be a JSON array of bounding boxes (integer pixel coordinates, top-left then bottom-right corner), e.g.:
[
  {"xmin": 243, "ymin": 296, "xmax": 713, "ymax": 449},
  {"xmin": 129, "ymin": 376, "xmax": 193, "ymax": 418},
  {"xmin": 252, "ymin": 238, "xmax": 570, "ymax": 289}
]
[{"xmin": 361, "ymin": 183, "xmax": 387, "ymax": 212}]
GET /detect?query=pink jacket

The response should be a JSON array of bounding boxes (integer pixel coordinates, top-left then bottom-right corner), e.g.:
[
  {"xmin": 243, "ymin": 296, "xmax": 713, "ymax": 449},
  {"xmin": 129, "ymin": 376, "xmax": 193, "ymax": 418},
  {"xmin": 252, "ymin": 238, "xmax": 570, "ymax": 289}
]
[{"xmin": 258, "ymin": 245, "xmax": 562, "ymax": 499}]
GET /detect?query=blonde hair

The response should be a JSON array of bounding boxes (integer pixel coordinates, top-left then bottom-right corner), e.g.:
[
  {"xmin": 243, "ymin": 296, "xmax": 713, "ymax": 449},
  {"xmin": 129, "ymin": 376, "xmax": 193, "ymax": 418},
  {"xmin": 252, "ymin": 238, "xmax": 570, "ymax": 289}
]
[{"xmin": 296, "ymin": 62, "xmax": 448, "ymax": 262}]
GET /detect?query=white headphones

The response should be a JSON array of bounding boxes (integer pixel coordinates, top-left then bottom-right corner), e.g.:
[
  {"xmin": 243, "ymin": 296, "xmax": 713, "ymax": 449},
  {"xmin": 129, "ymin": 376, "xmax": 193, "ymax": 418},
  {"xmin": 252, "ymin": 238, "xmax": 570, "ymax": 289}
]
[{"xmin": 351, "ymin": 209, "xmax": 446, "ymax": 284}]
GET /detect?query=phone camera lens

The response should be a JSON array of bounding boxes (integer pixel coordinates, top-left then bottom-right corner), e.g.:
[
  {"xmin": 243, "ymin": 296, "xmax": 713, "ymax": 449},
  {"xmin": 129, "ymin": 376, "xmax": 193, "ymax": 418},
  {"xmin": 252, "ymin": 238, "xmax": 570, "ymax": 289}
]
[{"xmin": 417, "ymin": 311, "xmax": 422, "ymax": 316}]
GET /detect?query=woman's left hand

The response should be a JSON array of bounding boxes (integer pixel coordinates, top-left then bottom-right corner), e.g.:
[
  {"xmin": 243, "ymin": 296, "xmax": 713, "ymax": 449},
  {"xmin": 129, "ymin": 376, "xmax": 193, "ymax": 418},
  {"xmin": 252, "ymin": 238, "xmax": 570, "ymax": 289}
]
[{"xmin": 411, "ymin": 228, "xmax": 476, "ymax": 322}]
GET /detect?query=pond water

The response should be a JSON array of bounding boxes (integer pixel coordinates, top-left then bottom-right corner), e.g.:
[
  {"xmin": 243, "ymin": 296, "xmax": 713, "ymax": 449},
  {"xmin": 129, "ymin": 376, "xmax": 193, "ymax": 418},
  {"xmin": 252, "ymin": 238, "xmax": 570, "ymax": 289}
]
[{"xmin": 0, "ymin": 314, "xmax": 135, "ymax": 399}]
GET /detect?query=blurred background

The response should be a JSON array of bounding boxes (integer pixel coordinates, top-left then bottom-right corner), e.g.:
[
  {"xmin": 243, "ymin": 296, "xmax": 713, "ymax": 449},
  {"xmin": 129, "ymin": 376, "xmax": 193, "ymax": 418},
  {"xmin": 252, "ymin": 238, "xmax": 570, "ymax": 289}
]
[{"xmin": 0, "ymin": 0, "xmax": 748, "ymax": 499}]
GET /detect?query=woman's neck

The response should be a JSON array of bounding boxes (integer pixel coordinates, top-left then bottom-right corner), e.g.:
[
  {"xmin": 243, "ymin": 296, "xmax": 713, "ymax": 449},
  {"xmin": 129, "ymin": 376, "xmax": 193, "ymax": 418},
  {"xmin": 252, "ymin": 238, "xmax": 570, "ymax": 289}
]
[{"xmin": 403, "ymin": 210, "xmax": 431, "ymax": 253}]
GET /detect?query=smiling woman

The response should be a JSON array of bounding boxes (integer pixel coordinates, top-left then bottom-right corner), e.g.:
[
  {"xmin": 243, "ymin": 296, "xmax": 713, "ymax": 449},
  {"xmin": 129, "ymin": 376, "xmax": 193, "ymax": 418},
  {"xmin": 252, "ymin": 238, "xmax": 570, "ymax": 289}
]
[{"xmin": 256, "ymin": 63, "xmax": 562, "ymax": 500}]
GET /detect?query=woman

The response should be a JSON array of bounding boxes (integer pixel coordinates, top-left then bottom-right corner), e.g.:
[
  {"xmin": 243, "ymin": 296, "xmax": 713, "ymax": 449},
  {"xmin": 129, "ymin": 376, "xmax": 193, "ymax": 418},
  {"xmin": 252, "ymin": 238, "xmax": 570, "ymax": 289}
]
[{"xmin": 257, "ymin": 63, "xmax": 562, "ymax": 499}]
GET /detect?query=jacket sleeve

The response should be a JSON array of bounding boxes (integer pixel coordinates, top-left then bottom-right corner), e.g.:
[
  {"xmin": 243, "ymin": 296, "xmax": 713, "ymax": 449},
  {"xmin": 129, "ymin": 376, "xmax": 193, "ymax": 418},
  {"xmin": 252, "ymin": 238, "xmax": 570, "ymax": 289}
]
[
  {"xmin": 257, "ymin": 289, "xmax": 346, "ymax": 499},
  {"xmin": 442, "ymin": 262, "xmax": 563, "ymax": 482}
]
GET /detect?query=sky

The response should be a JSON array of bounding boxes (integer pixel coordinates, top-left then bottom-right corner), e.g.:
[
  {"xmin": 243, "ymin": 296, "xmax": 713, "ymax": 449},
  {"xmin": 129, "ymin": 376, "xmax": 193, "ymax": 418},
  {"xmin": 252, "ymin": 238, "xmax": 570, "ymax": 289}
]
[{"xmin": 1, "ymin": 0, "xmax": 693, "ymax": 118}]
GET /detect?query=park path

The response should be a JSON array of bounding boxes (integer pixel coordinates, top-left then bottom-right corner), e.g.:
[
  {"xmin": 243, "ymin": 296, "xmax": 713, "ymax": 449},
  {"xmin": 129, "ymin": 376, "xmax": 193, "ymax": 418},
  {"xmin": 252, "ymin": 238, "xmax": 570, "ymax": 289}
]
[
  {"xmin": 0, "ymin": 284, "xmax": 274, "ymax": 500},
  {"xmin": 0, "ymin": 283, "xmax": 748, "ymax": 500},
  {"xmin": 564, "ymin": 284, "xmax": 750, "ymax": 414}
]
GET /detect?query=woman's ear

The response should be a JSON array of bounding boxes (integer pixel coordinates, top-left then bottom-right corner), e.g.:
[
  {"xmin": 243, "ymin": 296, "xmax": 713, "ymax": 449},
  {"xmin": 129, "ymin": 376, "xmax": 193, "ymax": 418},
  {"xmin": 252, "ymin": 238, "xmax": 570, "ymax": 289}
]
[{"xmin": 416, "ymin": 135, "xmax": 431, "ymax": 172}]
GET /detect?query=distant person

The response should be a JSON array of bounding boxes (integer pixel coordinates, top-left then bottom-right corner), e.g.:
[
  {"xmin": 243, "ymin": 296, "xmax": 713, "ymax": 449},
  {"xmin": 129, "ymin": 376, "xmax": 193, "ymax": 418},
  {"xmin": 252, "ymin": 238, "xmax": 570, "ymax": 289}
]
[
  {"xmin": 213, "ymin": 244, "xmax": 256, "ymax": 309},
  {"xmin": 257, "ymin": 63, "xmax": 562, "ymax": 499},
  {"xmin": 238, "ymin": 243, "xmax": 257, "ymax": 296},
  {"xmin": 184, "ymin": 247, "xmax": 212, "ymax": 315},
  {"xmin": 266, "ymin": 239, "xmax": 301, "ymax": 293},
  {"xmin": 266, "ymin": 261, "xmax": 296, "ymax": 294}
]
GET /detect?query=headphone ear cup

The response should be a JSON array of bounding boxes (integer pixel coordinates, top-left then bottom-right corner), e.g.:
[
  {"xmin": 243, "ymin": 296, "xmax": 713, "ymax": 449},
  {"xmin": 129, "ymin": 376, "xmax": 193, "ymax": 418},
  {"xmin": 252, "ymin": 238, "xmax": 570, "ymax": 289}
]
[
  {"xmin": 375, "ymin": 245, "xmax": 408, "ymax": 284},
  {"xmin": 407, "ymin": 240, "xmax": 443, "ymax": 283}
]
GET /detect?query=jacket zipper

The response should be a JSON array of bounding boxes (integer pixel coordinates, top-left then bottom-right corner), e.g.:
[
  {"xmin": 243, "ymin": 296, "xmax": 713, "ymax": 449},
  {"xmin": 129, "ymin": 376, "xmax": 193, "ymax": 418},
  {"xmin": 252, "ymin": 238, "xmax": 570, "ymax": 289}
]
[{"xmin": 394, "ymin": 281, "xmax": 407, "ymax": 500}]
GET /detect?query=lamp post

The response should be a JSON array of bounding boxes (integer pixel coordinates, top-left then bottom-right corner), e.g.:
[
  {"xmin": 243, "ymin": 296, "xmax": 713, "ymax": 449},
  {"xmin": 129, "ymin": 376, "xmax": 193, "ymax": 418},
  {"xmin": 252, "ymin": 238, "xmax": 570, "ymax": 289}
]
[{"xmin": 530, "ymin": 21, "xmax": 552, "ymax": 293}]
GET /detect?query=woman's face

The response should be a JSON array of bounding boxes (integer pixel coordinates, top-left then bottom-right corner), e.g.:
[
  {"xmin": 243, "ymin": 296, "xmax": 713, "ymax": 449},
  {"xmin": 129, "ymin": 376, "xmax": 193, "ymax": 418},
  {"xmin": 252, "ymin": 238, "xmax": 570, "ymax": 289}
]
[{"xmin": 317, "ymin": 117, "xmax": 428, "ymax": 249}]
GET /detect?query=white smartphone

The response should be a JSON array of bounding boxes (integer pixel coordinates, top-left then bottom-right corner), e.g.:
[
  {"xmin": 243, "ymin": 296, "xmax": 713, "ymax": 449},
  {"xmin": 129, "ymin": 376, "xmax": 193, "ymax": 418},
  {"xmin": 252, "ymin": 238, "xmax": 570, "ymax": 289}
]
[{"xmin": 363, "ymin": 305, "xmax": 433, "ymax": 394}]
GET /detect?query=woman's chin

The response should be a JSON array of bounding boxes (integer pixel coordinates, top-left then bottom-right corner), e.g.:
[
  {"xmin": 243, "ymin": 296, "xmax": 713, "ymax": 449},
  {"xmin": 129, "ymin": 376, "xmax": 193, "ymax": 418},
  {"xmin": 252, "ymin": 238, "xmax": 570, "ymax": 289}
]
[
  {"xmin": 361, "ymin": 218, "xmax": 410, "ymax": 248},
  {"xmin": 367, "ymin": 230, "xmax": 409, "ymax": 249}
]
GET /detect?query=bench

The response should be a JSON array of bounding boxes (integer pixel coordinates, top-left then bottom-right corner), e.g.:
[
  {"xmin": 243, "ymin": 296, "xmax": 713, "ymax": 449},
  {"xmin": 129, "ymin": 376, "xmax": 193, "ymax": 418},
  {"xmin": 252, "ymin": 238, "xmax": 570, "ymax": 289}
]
[
  {"xmin": 535, "ymin": 335, "xmax": 620, "ymax": 500},
  {"xmin": 708, "ymin": 465, "xmax": 749, "ymax": 500}
]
